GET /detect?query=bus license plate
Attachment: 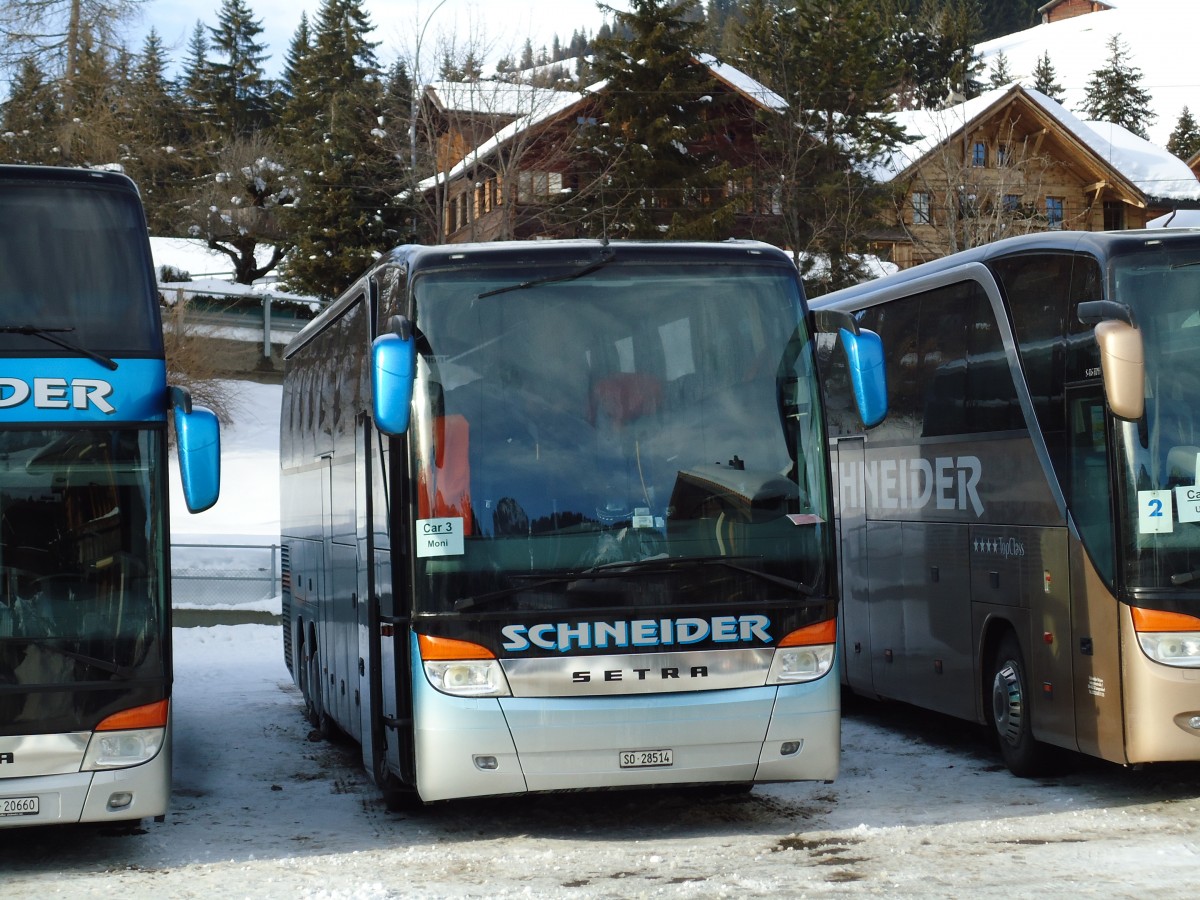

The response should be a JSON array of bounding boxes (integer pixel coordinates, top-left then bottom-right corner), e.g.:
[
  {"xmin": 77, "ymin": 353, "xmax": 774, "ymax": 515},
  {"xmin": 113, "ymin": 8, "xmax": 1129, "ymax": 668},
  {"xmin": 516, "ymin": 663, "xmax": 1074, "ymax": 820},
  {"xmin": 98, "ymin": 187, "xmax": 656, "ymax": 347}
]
[
  {"xmin": 1, "ymin": 796, "xmax": 39, "ymax": 817},
  {"xmin": 619, "ymin": 749, "xmax": 673, "ymax": 768}
]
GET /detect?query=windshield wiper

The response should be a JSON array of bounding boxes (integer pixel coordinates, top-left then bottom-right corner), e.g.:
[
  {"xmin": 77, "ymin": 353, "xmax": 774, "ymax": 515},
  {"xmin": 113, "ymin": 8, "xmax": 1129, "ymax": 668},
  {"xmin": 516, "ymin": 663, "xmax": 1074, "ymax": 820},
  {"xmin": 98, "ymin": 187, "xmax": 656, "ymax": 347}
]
[
  {"xmin": 454, "ymin": 574, "xmax": 577, "ymax": 611},
  {"xmin": 453, "ymin": 562, "xmax": 680, "ymax": 611},
  {"xmin": 0, "ymin": 325, "xmax": 118, "ymax": 370},
  {"xmin": 36, "ymin": 641, "xmax": 136, "ymax": 680},
  {"xmin": 453, "ymin": 554, "xmax": 816, "ymax": 612},
  {"xmin": 1170, "ymin": 569, "xmax": 1200, "ymax": 586},
  {"xmin": 476, "ymin": 247, "xmax": 616, "ymax": 299}
]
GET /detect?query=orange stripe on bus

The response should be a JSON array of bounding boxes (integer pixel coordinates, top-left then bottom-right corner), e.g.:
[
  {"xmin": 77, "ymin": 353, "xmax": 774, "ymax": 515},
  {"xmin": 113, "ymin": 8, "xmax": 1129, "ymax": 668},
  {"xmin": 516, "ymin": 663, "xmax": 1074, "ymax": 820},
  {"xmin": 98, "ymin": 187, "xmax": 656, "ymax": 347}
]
[{"xmin": 1131, "ymin": 606, "xmax": 1200, "ymax": 633}]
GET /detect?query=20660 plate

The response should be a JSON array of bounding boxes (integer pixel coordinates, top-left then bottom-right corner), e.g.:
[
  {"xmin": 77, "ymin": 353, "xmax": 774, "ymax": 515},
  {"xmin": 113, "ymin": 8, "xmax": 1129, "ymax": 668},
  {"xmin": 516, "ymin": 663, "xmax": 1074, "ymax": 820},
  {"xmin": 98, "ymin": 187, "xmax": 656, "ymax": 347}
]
[
  {"xmin": 1, "ymin": 796, "xmax": 39, "ymax": 817},
  {"xmin": 619, "ymin": 749, "xmax": 673, "ymax": 768}
]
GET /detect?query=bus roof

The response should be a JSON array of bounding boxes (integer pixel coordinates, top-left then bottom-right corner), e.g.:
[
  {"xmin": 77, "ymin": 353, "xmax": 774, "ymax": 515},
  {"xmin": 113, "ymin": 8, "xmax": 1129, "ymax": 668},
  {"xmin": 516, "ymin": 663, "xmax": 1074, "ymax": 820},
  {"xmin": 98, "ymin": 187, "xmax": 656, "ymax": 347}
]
[
  {"xmin": 813, "ymin": 228, "xmax": 1200, "ymax": 311},
  {"xmin": 287, "ymin": 239, "xmax": 798, "ymax": 357},
  {"xmin": 0, "ymin": 164, "xmax": 139, "ymax": 192}
]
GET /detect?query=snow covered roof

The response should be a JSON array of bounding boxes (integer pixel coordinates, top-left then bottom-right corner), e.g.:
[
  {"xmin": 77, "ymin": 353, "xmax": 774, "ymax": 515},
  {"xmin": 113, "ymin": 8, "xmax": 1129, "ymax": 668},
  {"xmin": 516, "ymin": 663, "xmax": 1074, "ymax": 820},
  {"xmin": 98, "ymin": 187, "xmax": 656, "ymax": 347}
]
[
  {"xmin": 419, "ymin": 56, "xmax": 787, "ymax": 193},
  {"xmin": 873, "ymin": 83, "xmax": 1200, "ymax": 203},
  {"xmin": 422, "ymin": 82, "xmax": 572, "ymax": 118},
  {"xmin": 693, "ymin": 53, "xmax": 788, "ymax": 113},
  {"xmin": 417, "ymin": 82, "xmax": 605, "ymax": 192}
]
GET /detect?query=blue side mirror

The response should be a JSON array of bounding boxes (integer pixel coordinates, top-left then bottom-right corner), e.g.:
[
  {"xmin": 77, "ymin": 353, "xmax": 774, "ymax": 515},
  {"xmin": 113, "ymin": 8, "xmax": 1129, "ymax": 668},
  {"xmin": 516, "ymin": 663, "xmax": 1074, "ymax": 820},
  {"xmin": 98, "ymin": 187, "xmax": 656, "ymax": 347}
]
[
  {"xmin": 840, "ymin": 327, "xmax": 887, "ymax": 428},
  {"xmin": 372, "ymin": 331, "xmax": 416, "ymax": 435},
  {"xmin": 172, "ymin": 388, "xmax": 221, "ymax": 513}
]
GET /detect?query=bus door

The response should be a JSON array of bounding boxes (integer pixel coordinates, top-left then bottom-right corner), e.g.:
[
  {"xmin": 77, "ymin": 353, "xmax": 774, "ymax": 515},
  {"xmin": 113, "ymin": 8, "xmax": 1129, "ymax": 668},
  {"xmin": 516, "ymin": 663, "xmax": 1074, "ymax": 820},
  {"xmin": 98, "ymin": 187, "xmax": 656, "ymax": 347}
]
[
  {"xmin": 835, "ymin": 436, "xmax": 875, "ymax": 694},
  {"xmin": 1065, "ymin": 382, "xmax": 1121, "ymax": 760},
  {"xmin": 354, "ymin": 416, "xmax": 377, "ymax": 773},
  {"xmin": 326, "ymin": 448, "xmax": 362, "ymax": 742}
]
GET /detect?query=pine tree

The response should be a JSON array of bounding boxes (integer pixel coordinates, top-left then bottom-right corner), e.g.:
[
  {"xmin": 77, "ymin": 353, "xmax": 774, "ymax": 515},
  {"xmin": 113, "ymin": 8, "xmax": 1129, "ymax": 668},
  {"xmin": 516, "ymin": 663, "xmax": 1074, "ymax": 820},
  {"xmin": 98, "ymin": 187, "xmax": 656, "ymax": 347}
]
[
  {"xmin": 737, "ymin": 0, "xmax": 905, "ymax": 290},
  {"xmin": 988, "ymin": 49, "xmax": 1012, "ymax": 88},
  {"xmin": 1168, "ymin": 107, "xmax": 1200, "ymax": 162},
  {"xmin": 279, "ymin": 0, "xmax": 405, "ymax": 297},
  {"xmin": 1030, "ymin": 51, "xmax": 1064, "ymax": 104},
  {"xmin": 182, "ymin": 20, "xmax": 215, "ymax": 137},
  {"xmin": 207, "ymin": 0, "xmax": 272, "ymax": 138},
  {"xmin": 123, "ymin": 29, "xmax": 190, "ymax": 228},
  {"xmin": 1079, "ymin": 34, "xmax": 1155, "ymax": 139},
  {"xmin": 579, "ymin": 0, "xmax": 736, "ymax": 239},
  {"xmin": 936, "ymin": 0, "xmax": 986, "ymax": 105},
  {"xmin": 0, "ymin": 57, "xmax": 61, "ymax": 164}
]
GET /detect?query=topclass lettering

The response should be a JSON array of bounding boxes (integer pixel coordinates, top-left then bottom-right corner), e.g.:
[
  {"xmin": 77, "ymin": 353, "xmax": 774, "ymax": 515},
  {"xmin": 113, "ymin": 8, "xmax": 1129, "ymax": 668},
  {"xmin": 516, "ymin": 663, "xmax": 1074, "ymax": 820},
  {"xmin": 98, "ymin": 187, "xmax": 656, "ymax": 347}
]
[
  {"xmin": 0, "ymin": 377, "xmax": 115, "ymax": 414},
  {"xmin": 839, "ymin": 455, "xmax": 984, "ymax": 517},
  {"xmin": 501, "ymin": 615, "xmax": 772, "ymax": 653}
]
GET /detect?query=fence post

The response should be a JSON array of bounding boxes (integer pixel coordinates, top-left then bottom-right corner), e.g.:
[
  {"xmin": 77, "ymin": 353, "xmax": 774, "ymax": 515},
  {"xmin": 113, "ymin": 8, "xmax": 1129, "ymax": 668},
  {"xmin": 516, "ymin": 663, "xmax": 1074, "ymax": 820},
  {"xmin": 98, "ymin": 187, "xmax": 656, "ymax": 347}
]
[{"xmin": 262, "ymin": 293, "xmax": 273, "ymax": 359}]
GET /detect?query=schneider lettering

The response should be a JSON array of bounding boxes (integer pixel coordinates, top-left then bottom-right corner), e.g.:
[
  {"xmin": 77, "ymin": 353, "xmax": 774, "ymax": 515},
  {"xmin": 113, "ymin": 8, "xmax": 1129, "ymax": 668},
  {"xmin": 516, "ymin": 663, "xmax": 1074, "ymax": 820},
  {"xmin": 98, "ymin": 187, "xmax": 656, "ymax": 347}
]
[
  {"xmin": 501, "ymin": 614, "xmax": 772, "ymax": 653},
  {"xmin": 0, "ymin": 377, "xmax": 115, "ymax": 414}
]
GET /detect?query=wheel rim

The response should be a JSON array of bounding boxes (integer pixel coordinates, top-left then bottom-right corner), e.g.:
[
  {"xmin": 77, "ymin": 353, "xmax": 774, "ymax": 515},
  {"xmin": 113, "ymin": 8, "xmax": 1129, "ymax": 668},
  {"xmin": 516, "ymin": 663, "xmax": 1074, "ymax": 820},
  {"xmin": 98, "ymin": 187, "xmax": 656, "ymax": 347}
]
[{"xmin": 992, "ymin": 660, "xmax": 1024, "ymax": 745}]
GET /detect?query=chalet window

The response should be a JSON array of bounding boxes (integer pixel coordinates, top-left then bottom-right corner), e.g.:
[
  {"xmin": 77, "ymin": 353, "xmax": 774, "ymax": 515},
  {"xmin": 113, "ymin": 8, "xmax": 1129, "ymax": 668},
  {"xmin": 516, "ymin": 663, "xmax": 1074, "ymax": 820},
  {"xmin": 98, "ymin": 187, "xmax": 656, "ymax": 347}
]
[
  {"xmin": 1103, "ymin": 200, "xmax": 1124, "ymax": 230},
  {"xmin": 1002, "ymin": 194, "xmax": 1021, "ymax": 213},
  {"xmin": 1045, "ymin": 196, "xmax": 1065, "ymax": 229},
  {"xmin": 912, "ymin": 191, "xmax": 932, "ymax": 225},
  {"xmin": 997, "ymin": 143, "xmax": 1010, "ymax": 166},
  {"xmin": 517, "ymin": 171, "xmax": 564, "ymax": 202},
  {"xmin": 972, "ymin": 141, "xmax": 987, "ymax": 167}
]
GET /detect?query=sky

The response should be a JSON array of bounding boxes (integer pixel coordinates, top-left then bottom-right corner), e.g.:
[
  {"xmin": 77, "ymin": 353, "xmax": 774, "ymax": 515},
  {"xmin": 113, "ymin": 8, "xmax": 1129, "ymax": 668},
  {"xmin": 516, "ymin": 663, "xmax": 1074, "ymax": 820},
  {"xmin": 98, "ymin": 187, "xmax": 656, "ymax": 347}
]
[
  {"xmin": 129, "ymin": 0, "xmax": 1198, "ymax": 152},
  {"xmin": 133, "ymin": 0, "xmax": 631, "ymax": 79}
]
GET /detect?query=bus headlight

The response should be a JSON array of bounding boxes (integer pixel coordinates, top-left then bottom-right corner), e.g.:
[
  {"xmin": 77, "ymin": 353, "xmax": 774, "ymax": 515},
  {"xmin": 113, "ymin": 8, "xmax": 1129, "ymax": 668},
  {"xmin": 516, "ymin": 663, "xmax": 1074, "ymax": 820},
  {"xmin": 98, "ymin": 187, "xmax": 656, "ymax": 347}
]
[
  {"xmin": 1136, "ymin": 632, "xmax": 1200, "ymax": 668},
  {"xmin": 423, "ymin": 660, "xmax": 511, "ymax": 697},
  {"xmin": 767, "ymin": 618, "xmax": 837, "ymax": 684},
  {"xmin": 768, "ymin": 645, "xmax": 835, "ymax": 684},
  {"xmin": 82, "ymin": 728, "xmax": 166, "ymax": 771},
  {"xmin": 417, "ymin": 633, "xmax": 512, "ymax": 697},
  {"xmin": 1131, "ymin": 608, "xmax": 1200, "ymax": 668}
]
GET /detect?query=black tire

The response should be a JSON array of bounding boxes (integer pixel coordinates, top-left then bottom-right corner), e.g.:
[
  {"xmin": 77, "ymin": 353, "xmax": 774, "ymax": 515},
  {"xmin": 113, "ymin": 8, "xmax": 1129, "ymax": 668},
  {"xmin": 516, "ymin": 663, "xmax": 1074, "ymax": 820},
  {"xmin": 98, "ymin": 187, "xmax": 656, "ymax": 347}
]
[
  {"xmin": 989, "ymin": 632, "xmax": 1053, "ymax": 777},
  {"xmin": 301, "ymin": 634, "xmax": 326, "ymax": 732}
]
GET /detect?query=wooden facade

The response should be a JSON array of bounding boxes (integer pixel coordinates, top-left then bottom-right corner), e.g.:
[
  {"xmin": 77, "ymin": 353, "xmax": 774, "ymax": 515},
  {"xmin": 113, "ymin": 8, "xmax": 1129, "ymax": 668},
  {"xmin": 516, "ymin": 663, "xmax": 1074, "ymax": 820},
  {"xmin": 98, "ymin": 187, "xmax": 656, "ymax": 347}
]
[
  {"xmin": 419, "ymin": 59, "xmax": 788, "ymax": 245},
  {"xmin": 873, "ymin": 84, "xmax": 1197, "ymax": 270},
  {"xmin": 1037, "ymin": 0, "xmax": 1114, "ymax": 24}
]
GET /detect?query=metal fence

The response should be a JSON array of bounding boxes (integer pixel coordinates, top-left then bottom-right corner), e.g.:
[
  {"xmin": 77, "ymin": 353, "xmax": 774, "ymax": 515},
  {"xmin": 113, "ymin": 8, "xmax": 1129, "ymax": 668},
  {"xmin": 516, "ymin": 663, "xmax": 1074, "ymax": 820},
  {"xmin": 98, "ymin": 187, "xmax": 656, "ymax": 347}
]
[{"xmin": 170, "ymin": 542, "xmax": 280, "ymax": 608}]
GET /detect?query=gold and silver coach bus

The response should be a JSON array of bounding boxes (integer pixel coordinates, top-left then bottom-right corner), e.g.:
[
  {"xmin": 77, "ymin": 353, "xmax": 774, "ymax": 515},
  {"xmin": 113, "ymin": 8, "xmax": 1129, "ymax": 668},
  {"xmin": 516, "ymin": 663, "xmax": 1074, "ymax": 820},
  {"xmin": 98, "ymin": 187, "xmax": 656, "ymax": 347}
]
[
  {"xmin": 813, "ymin": 228, "xmax": 1200, "ymax": 776},
  {"xmin": 279, "ymin": 239, "xmax": 886, "ymax": 804}
]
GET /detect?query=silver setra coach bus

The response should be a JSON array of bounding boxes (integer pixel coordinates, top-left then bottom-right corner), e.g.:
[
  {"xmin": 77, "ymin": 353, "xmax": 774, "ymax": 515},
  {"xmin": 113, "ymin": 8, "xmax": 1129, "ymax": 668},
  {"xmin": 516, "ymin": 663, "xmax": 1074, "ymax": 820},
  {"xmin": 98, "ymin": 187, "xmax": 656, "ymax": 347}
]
[{"xmin": 279, "ymin": 239, "xmax": 886, "ymax": 804}]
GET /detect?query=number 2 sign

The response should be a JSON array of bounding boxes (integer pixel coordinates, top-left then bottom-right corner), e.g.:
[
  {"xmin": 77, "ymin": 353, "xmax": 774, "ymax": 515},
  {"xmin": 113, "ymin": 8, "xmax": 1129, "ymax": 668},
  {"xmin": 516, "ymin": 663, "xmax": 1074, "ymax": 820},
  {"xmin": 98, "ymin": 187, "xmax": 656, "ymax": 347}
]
[{"xmin": 1139, "ymin": 490, "xmax": 1174, "ymax": 534}]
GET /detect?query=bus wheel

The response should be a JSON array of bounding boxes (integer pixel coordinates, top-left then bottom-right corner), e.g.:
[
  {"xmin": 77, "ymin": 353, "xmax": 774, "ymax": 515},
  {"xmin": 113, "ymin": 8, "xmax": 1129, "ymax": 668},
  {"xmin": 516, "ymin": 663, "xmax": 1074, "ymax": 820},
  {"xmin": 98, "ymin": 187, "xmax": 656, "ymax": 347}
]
[
  {"xmin": 303, "ymin": 640, "xmax": 325, "ymax": 731},
  {"xmin": 989, "ymin": 633, "xmax": 1050, "ymax": 777}
]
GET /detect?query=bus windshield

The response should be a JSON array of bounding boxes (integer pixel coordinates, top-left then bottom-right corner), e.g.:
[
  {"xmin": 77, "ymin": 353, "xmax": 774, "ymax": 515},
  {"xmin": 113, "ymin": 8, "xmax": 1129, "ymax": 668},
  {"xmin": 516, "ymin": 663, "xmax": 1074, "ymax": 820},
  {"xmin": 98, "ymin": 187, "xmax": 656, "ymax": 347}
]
[
  {"xmin": 1111, "ymin": 239, "xmax": 1200, "ymax": 593},
  {"xmin": 409, "ymin": 260, "xmax": 829, "ymax": 614},
  {"xmin": 0, "ymin": 180, "xmax": 160, "ymax": 357},
  {"xmin": 0, "ymin": 427, "xmax": 166, "ymax": 733}
]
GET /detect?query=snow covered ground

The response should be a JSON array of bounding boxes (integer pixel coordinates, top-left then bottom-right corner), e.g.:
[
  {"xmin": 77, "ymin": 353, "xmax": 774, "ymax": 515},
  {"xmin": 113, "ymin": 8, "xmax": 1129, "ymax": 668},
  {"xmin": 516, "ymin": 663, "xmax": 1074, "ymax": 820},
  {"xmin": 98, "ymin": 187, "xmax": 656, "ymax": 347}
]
[
  {"xmin": 3, "ymin": 380, "xmax": 1198, "ymax": 896},
  {"xmin": 2, "ymin": 620, "xmax": 1199, "ymax": 897}
]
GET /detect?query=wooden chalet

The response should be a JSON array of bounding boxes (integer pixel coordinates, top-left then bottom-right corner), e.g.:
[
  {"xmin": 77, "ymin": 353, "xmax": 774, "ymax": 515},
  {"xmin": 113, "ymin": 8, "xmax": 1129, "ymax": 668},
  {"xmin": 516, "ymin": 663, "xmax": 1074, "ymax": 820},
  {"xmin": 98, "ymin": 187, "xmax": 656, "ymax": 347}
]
[
  {"xmin": 416, "ymin": 55, "xmax": 789, "ymax": 245},
  {"xmin": 869, "ymin": 83, "xmax": 1200, "ymax": 269},
  {"xmin": 1037, "ymin": 0, "xmax": 1115, "ymax": 23}
]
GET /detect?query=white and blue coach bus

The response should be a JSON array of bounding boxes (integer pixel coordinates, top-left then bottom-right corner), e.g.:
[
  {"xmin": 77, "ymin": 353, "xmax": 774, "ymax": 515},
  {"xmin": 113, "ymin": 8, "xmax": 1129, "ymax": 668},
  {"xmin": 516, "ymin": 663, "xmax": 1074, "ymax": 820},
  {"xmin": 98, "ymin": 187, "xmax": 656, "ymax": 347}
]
[
  {"xmin": 0, "ymin": 165, "xmax": 220, "ymax": 827},
  {"xmin": 280, "ymin": 240, "xmax": 885, "ymax": 804}
]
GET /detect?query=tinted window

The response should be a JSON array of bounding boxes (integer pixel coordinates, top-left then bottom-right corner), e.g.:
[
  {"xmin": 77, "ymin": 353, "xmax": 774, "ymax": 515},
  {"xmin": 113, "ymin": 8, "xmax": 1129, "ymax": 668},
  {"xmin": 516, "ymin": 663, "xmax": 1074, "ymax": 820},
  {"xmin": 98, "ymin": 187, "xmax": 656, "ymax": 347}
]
[{"xmin": 0, "ymin": 181, "xmax": 159, "ymax": 356}]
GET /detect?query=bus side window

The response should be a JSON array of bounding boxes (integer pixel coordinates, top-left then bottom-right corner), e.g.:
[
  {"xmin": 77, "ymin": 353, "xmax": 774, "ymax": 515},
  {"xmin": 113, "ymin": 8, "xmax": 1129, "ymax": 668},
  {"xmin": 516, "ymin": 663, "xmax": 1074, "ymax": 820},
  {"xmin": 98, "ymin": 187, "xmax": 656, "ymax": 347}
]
[
  {"xmin": 965, "ymin": 283, "xmax": 1023, "ymax": 433},
  {"xmin": 918, "ymin": 287, "xmax": 968, "ymax": 438},
  {"xmin": 867, "ymin": 299, "xmax": 920, "ymax": 445}
]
